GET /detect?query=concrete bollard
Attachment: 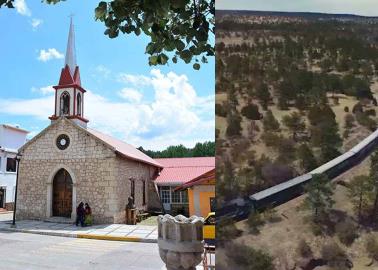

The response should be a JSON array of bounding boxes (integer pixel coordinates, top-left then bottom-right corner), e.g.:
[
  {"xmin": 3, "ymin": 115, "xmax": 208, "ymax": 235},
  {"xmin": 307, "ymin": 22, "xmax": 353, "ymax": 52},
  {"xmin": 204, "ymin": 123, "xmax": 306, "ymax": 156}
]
[{"xmin": 158, "ymin": 214, "xmax": 204, "ymax": 270}]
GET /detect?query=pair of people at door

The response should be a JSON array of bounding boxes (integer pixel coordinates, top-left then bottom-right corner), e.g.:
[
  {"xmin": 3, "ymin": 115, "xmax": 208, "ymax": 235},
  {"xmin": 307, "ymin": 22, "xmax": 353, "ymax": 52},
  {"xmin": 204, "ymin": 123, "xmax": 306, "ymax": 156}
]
[{"xmin": 75, "ymin": 202, "xmax": 92, "ymax": 226}]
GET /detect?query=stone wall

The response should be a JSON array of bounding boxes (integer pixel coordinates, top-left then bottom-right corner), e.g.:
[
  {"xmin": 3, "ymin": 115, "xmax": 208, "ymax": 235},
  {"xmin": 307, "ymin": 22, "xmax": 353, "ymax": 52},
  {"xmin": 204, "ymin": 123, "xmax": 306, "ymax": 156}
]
[{"xmin": 17, "ymin": 119, "xmax": 159, "ymax": 224}]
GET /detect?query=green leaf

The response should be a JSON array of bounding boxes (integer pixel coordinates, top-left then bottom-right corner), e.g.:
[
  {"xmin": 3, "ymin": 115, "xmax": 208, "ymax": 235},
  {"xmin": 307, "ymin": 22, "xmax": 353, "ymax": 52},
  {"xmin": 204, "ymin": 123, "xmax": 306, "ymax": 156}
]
[
  {"xmin": 95, "ymin": 2, "xmax": 107, "ymax": 20},
  {"xmin": 134, "ymin": 28, "xmax": 141, "ymax": 36},
  {"xmin": 149, "ymin": 55, "xmax": 159, "ymax": 66},
  {"xmin": 171, "ymin": 0, "xmax": 188, "ymax": 9},
  {"xmin": 159, "ymin": 53, "xmax": 169, "ymax": 65},
  {"xmin": 174, "ymin": 40, "xmax": 185, "ymax": 51},
  {"xmin": 193, "ymin": 63, "xmax": 200, "ymax": 70}
]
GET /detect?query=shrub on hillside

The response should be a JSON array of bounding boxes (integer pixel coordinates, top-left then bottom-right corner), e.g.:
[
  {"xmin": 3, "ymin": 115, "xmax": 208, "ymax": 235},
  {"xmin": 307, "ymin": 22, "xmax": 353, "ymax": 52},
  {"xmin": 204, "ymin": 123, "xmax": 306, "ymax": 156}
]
[
  {"xmin": 365, "ymin": 109, "xmax": 376, "ymax": 117},
  {"xmin": 241, "ymin": 103, "xmax": 263, "ymax": 120},
  {"xmin": 297, "ymin": 239, "xmax": 313, "ymax": 258},
  {"xmin": 215, "ymin": 103, "xmax": 228, "ymax": 117},
  {"xmin": 352, "ymin": 103, "xmax": 363, "ymax": 114},
  {"xmin": 227, "ymin": 242, "xmax": 275, "ymax": 270},
  {"xmin": 321, "ymin": 242, "xmax": 349, "ymax": 270},
  {"xmin": 261, "ymin": 132, "xmax": 282, "ymax": 148},
  {"xmin": 365, "ymin": 234, "xmax": 378, "ymax": 261},
  {"xmin": 247, "ymin": 212, "xmax": 265, "ymax": 234},
  {"xmin": 335, "ymin": 220, "xmax": 358, "ymax": 246},
  {"xmin": 217, "ymin": 218, "xmax": 242, "ymax": 243}
]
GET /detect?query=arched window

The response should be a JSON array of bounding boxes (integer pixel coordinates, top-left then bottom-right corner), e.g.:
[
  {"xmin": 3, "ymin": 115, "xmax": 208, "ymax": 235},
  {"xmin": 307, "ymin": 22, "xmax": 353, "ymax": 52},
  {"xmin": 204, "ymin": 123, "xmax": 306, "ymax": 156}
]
[
  {"xmin": 60, "ymin": 91, "xmax": 70, "ymax": 116},
  {"xmin": 77, "ymin": 93, "xmax": 82, "ymax": 116}
]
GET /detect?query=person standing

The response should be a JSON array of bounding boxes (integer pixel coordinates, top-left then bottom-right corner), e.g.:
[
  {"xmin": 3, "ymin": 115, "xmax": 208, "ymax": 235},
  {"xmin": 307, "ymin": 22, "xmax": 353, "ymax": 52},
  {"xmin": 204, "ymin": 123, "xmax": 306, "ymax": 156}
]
[
  {"xmin": 75, "ymin": 202, "xmax": 85, "ymax": 227},
  {"xmin": 84, "ymin": 203, "xmax": 93, "ymax": 226}
]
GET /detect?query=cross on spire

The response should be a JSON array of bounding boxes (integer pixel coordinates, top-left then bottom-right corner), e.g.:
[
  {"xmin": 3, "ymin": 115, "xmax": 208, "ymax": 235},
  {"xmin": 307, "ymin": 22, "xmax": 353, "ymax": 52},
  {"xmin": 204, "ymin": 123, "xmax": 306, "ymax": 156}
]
[{"xmin": 65, "ymin": 15, "xmax": 77, "ymax": 76}]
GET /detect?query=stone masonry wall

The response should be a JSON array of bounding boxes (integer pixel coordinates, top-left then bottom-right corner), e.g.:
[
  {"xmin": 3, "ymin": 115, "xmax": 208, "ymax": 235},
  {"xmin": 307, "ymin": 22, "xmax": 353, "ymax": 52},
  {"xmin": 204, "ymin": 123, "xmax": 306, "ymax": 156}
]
[{"xmin": 17, "ymin": 119, "xmax": 158, "ymax": 224}]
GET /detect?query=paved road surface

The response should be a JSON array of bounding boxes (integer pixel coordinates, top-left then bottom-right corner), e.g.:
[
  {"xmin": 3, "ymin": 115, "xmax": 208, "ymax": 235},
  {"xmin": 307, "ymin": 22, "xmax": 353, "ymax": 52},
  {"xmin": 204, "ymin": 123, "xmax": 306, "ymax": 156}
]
[{"xmin": 0, "ymin": 231, "xmax": 164, "ymax": 270}]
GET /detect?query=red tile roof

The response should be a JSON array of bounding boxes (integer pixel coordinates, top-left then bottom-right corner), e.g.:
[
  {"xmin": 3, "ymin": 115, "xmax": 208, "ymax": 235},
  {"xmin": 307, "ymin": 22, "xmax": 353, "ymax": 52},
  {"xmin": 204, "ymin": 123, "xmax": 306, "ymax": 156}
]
[
  {"xmin": 86, "ymin": 128, "xmax": 163, "ymax": 168},
  {"xmin": 176, "ymin": 169, "xmax": 215, "ymax": 190},
  {"xmin": 155, "ymin": 157, "xmax": 215, "ymax": 185}
]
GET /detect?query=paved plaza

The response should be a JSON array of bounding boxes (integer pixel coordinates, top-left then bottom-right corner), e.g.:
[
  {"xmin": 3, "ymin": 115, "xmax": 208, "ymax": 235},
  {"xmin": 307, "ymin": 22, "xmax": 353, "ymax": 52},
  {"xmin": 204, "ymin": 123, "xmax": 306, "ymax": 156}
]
[
  {"xmin": 0, "ymin": 231, "xmax": 164, "ymax": 270},
  {"xmin": 0, "ymin": 213, "xmax": 157, "ymax": 242}
]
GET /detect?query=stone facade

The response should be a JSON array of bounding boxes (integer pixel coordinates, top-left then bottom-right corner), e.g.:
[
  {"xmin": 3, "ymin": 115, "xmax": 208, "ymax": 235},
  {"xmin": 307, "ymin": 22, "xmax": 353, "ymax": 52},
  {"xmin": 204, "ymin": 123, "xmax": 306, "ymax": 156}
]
[{"xmin": 17, "ymin": 118, "xmax": 160, "ymax": 224}]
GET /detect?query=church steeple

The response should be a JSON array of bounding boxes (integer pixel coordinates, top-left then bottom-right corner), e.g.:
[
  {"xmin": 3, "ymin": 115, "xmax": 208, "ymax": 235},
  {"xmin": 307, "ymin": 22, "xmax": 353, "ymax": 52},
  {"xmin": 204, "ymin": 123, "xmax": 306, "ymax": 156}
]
[
  {"xmin": 65, "ymin": 17, "xmax": 77, "ymax": 77},
  {"xmin": 49, "ymin": 17, "xmax": 89, "ymax": 128}
]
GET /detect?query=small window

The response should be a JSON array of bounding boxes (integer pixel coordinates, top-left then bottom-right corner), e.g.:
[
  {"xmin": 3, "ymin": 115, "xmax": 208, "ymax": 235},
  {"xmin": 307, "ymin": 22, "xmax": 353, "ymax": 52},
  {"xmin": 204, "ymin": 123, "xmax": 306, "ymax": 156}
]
[
  {"xmin": 171, "ymin": 190, "xmax": 181, "ymax": 203},
  {"xmin": 160, "ymin": 187, "xmax": 170, "ymax": 204},
  {"xmin": 142, "ymin": 180, "xmax": 146, "ymax": 206},
  {"xmin": 181, "ymin": 190, "xmax": 188, "ymax": 203},
  {"xmin": 60, "ymin": 91, "xmax": 70, "ymax": 116},
  {"xmin": 130, "ymin": 179, "xmax": 135, "ymax": 200},
  {"xmin": 77, "ymin": 93, "xmax": 82, "ymax": 116},
  {"xmin": 6, "ymin": 158, "xmax": 16, "ymax": 172}
]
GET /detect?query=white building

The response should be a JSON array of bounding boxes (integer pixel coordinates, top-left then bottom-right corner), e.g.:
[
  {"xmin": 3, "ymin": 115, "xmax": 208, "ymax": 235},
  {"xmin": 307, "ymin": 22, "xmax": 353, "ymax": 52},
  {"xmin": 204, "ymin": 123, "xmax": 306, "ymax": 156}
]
[{"xmin": 0, "ymin": 124, "xmax": 29, "ymax": 210}]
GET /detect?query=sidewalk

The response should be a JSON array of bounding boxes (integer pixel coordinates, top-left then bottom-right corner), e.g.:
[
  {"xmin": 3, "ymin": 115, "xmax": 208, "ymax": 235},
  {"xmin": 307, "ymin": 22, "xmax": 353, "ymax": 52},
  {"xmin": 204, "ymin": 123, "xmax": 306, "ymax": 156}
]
[{"xmin": 0, "ymin": 217, "xmax": 158, "ymax": 243}]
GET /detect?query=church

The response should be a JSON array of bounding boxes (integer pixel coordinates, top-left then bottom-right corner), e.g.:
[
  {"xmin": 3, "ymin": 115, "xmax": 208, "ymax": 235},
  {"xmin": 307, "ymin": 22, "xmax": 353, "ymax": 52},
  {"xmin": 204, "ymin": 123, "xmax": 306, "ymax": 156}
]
[{"xmin": 16, "ymin": 20, "xmax": 163, "ymax": 224}]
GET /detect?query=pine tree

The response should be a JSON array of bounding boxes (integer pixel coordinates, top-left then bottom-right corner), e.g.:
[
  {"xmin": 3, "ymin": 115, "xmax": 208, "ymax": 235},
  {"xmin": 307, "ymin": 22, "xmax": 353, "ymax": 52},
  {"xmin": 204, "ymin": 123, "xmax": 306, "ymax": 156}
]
[
  {"xmin": 348, "ymin": 175, "xmax": 372, "ymax": 221},
  {"xmin": 297, "ymin": 144, "xmax": 318, "ymax": 172},
  {"xmin": 305, "ymin": 174, "xmax": 334, "ymax": 221},
  {"xmin": 263, "ymin": 110, "xmax": 280, "ymax": 132},
  {"xmin": 282, "ymin": 111, "xmax": 306, "ymax": 138},
  {"xmin": 369, "ymin": 150, "xmax": 378, "ymax": 220},
  {"xmin": 255, "ymin": 83, "xmax": 271, "ymax": 110}
]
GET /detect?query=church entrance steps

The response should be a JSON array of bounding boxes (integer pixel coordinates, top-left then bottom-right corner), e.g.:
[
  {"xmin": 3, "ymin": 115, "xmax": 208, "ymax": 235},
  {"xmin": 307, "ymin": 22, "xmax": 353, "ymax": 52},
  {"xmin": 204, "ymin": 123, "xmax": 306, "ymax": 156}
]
[{"xmin": 0, "ymin": 219, "xmax": 158, "ymax": 243}]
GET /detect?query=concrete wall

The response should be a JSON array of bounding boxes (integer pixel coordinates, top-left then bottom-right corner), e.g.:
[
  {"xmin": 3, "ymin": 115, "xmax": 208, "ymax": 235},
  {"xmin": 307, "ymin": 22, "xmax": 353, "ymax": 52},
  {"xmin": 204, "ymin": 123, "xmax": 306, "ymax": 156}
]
[
  {"xmin": 0, "ymin": 125, "xmax": 28, "ymax": 207},
  {"xmin": 188, "ymin": 185, "xmax": 215, "ymax": 217},
  {"xmin": 0, "ymin": 125, "xmax": 28, "ymax": 150}
]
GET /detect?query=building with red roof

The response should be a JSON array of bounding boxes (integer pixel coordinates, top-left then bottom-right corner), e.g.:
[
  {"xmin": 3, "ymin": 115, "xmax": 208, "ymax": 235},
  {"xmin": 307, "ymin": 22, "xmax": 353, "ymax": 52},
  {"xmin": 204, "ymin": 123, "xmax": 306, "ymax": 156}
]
[{"xmin": 155, "ymin": 157, "xmax": 215, "ymax": 215}]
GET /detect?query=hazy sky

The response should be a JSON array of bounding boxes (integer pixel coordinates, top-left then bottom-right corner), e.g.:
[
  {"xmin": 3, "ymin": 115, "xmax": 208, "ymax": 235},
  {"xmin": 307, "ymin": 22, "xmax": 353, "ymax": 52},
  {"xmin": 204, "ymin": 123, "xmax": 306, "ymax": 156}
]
[{"xmin": 216, "ymin": 0, "xmax": 378, "ymax": 17}]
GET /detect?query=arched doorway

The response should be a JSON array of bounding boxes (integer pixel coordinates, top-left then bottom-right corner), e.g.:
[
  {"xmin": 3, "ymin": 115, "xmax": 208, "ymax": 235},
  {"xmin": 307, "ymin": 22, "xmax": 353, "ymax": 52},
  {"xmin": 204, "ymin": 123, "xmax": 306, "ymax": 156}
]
[{"xmin": 52, "ymin": 168, "xmax": 73, "ymax": 217}]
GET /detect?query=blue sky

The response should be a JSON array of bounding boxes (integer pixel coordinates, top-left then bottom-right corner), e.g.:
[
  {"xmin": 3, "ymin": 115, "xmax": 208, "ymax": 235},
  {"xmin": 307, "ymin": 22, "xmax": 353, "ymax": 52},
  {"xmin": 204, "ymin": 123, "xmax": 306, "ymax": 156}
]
[
  {"xmin": 217, "ymin": 0, "xmax": 378, "ymax": 16},
  {"xmin": 0, "ymin": 0, "xmax": 214, "ymax": 150}
]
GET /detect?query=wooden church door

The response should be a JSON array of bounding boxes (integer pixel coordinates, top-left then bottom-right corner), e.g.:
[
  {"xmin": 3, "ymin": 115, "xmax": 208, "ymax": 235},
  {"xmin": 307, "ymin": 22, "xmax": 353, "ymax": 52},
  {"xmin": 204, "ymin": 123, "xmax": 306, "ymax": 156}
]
[{"xmin": 52, "ymin": 169, "xmax": 73, "ymax": 217}]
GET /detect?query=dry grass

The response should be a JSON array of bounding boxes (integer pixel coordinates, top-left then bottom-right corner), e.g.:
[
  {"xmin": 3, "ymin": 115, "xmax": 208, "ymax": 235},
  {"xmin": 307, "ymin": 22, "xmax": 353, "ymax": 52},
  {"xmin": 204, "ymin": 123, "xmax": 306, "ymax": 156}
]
[{"xmin": 218, "ymin": 157, "xmax": 378, "ymax": 269}]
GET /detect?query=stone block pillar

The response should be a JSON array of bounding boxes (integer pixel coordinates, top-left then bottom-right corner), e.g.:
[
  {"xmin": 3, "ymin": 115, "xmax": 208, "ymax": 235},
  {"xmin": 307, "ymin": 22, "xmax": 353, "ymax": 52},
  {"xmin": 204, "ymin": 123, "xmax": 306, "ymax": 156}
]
[{"xmin": 158, "ymin": 214, "xmax": 204, "ymax": 270}]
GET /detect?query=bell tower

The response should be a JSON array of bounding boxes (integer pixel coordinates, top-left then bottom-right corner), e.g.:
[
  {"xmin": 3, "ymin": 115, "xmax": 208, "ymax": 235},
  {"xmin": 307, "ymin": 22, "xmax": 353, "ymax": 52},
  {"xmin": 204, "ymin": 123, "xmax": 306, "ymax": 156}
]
[{"xmin": 49, "ymin": 17, "xmax": 89, "ymax": 128}]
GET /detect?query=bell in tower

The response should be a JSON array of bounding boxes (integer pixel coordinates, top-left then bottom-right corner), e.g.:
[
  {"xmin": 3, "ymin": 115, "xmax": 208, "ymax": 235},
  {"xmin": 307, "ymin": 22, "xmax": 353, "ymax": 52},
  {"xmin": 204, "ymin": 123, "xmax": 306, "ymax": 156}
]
[{"xmin": 49, "ymin": 17, "xmax": 89, "ymax": 128}]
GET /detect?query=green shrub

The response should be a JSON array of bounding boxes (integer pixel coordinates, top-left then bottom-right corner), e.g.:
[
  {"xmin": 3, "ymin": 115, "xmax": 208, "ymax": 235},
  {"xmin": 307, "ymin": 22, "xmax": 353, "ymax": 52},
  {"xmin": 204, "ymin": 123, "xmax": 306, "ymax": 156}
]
[
  {"xmin": 227, "ymin": 242, "xmax": 275, "ymax": 270},
  {"xmin": 247, "ymin": 212, "xmax": 265, "ymax": 234}
]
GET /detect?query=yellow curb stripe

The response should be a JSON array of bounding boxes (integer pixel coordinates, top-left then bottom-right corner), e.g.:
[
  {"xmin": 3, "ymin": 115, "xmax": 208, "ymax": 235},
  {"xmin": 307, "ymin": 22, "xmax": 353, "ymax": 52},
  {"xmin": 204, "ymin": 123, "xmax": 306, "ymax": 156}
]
[{"xmin": 77, "ymin": 234, "xmax": 141, "ymax": 242}]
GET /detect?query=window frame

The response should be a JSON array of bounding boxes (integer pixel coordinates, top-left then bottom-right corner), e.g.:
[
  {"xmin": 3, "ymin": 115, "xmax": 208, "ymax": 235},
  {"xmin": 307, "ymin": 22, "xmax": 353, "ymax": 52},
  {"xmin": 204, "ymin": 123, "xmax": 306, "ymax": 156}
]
[
  {"xmin": 130, "ymin": 178, "xmax": 135, "ymax": 201},
  {"xmin": 60, "ymin": 91, "xmax": 70, "ymax": 116},
  {"xmin": 77, "ymin": 93, "xmax": 82, "ymax": 116},
  {"xmin": 6, "ymin": 157, "xmax": 16, "ymax": 173}
]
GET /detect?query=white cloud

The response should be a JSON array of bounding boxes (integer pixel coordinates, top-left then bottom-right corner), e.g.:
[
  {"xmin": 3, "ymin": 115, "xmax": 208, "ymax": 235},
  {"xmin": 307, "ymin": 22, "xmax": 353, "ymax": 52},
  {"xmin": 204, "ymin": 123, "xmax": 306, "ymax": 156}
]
[
  {"xmin": 118, "ymin": 73, "xmax": 151, "ymax": 86},
  {"xmin": 95, "ymin": 65, "xmax": 111, "ymax": 78},
  {"xmin": 0, "ymin": 70, "xmax": 214, "ymax": 150},
  {"xmin": 118, "ymin": 88, "xmax": 143, "ymax": 103},
  {"xmin": 31, "ymin": 85, "xmax": 55, "ymax": 95},
  {"xmin": 37, "ymin": 48, "xmax": 64, "ymax": 62},
  {"xmin": 31, "ymin": 18, "xmax": 43, "ymax": 30},
  {"xmin": 14, "ymin": 0, "xmax": 31, "ymax": 16}
]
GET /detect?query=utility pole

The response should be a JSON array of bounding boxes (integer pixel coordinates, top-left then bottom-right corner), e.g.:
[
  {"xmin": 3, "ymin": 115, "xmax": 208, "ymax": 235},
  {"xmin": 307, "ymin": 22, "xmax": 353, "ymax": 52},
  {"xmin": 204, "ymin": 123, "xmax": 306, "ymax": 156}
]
[{"xmin": 11, "ymin": 154, "xmax": 21, "ymax": 227}]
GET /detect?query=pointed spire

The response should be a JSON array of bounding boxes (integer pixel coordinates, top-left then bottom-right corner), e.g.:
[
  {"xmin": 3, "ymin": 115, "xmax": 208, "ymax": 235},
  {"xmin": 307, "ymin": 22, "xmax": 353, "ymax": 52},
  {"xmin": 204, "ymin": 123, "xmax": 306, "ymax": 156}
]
[{"xmin": 65, "ymin": 16, "xmax": 77, "ymax": 76}]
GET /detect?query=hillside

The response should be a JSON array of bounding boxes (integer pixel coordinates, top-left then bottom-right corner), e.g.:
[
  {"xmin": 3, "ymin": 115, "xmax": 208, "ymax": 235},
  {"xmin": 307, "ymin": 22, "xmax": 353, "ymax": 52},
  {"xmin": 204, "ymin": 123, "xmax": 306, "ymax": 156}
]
[{"xmin": 216, "ymin": 12, "xmax": 378, "ymax": 270}]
